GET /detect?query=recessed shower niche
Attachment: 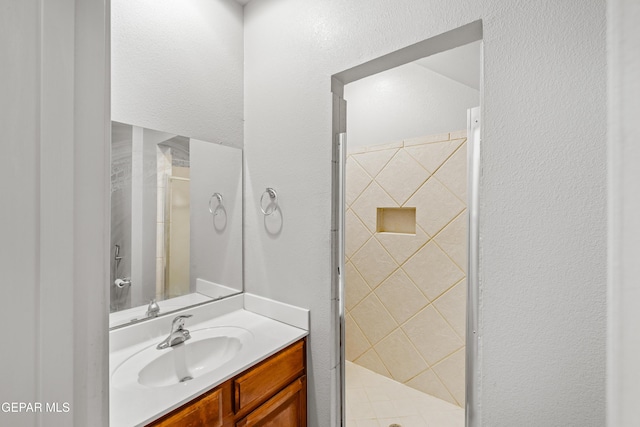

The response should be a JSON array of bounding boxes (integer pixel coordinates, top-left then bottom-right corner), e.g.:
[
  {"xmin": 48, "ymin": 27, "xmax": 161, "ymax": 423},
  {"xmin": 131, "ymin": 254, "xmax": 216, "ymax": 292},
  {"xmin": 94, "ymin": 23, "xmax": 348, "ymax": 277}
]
[{"xmin": 376, "ymin": 207, "xmax": 417, "ymax": 234}]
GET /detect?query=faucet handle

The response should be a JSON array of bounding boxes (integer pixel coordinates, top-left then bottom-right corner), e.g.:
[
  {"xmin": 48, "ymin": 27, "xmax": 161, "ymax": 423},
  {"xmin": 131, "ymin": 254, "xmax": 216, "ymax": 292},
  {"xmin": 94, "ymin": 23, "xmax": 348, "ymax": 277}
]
[{"xmin": 171, "ymin": 314, "xmax": 192, "ymax": 331}]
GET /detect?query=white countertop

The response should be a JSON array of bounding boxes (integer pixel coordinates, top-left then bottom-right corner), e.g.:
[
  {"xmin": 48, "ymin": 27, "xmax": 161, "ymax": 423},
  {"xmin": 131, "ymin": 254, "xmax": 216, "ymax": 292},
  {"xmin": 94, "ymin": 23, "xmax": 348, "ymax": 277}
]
[{"xmin": 109, "ymin": 306, "xmax": 308, "ymax": 426}]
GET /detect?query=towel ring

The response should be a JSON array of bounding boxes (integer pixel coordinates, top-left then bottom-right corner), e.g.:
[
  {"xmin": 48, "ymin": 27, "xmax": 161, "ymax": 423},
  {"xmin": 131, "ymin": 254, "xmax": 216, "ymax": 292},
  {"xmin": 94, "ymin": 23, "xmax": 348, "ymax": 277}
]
[
  {"xmin": 260, "ymin": 188, "xmax": 278, "ymax": 216},
  {"xmin": 209, "ymin": 193, "xmax": 224, "ymax": 216}
]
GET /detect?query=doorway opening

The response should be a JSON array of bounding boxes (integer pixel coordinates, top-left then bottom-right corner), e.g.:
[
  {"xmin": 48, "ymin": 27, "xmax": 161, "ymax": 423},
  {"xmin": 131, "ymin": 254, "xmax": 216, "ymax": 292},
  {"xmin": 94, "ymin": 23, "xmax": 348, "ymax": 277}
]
[{"xmin": 331, "ymin": 21, "xmax": 482, "ymax": 427}]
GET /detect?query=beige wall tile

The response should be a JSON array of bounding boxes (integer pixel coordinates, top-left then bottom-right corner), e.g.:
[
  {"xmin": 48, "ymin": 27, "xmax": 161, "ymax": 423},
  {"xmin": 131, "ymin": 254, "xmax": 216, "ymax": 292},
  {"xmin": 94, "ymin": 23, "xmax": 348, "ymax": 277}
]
[
  {"xmin": 374, "ymin": 329, "xmax": 428, "ymax": 383},
  {"xmin": 376, "ymin": 150, "xmax": 430, "ymax": 205},
  {"xmin": 346, "ymin": 157, "xmax": 372, "ymax": 207},
  {"xmin": 348, "ymin": 140, "xmax": 403, "ymax": 155},
  {"xmin": 375, "ymin": 269, "xmax": 429, "ymax": 324},
  {"xmin": 375, "ymin": 225, "xmax": 429, "ymax": 265},
  {"xmin": 435, "ymin": 142, "xmax": 467, "ymax": 202},
  {"xmin": 351, "ymin": 181, "xmax": 398, "ymax": 233},
  {"xmin": 346, "ymin": 131, "xmax": 467, "ymax": 402},
  {"xmin": 351, "ymin": 238, "xmax": 399, "ymax": 289},
  {"xmin": 434, "ymin": 211, "xmax": 467, "ymax": 271},
  {"xmin": 351, "ymin": 148, "xmax": 399, "ymax": 178},
  {"xmin": 407, "ymin": 177, "xmax": 465, "ymax": 236},
  {"xmin": 345, "ymin": 261, "xmax": 371, "ymax": 311},
  {"xmin": 433, "ymin": 348, "xmax": 466, "ymax": 406},
  {"xmin": 403, "ymin": 242, "xmax": 464, "ymax": 300},
  {"xmin": 354, "ymin": 349, "xmax": 391, "ymax": 378},
  {"xmin": 449, "ymin": 130, "xmax": 467, "ymax": 140},
  {"xmin": 407, "ymin": 369, "xmax": 457, "ymax": 406},
  {"xmin": 346, "ymin": 209, "xmax": 372, "ymax": 259},
  {"xmin": 403, "ymin": 305, "xmax": 463, "ymax": 365},
  {"xmin": 433, "ymin": 279, "xmax": 467, "ymax": 339},
  {"xmin": 351, "ymin": 293, "xmax": 398, "ymax": 345},
  {"xmin": 404, "ymin": 139, "xmax": 464, "ymax": 174},
  {"xmin": 404, "ymin": 132, "xmax": 451, "ymax": 146},
  {"xmin": 346, "ymin": 313, "xmax": 371, "ymax": 361}
]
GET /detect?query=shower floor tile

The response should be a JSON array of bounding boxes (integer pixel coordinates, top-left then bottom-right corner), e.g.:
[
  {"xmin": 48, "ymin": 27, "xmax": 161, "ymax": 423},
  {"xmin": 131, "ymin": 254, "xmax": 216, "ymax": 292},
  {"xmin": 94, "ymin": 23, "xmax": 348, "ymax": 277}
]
[{"xmin": 346, "ymin": 361, "xmax": 464, "ymax": 427}]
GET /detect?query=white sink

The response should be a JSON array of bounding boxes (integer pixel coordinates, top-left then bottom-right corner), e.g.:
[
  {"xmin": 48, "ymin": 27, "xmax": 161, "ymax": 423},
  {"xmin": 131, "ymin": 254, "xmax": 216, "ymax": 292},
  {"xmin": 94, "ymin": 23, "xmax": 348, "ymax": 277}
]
[{"xmin": 111, "ymin": 326, "xmax": 253, "ymax": 390}]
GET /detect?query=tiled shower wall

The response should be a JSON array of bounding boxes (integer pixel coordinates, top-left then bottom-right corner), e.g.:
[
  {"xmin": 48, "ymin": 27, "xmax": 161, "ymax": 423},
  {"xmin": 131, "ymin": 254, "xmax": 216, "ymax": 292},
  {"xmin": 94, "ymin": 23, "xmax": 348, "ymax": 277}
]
[{"xmin": 345, "ymin": 130, "xmax": 467, "ymax": 407}]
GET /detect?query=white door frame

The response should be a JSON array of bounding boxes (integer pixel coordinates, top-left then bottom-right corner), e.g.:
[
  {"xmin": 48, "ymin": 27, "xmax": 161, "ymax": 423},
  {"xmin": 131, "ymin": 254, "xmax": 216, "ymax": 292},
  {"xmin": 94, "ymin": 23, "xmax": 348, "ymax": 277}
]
[{"xmin": 330, "ymin": 20, "xmax": 483, "ymax": 427}]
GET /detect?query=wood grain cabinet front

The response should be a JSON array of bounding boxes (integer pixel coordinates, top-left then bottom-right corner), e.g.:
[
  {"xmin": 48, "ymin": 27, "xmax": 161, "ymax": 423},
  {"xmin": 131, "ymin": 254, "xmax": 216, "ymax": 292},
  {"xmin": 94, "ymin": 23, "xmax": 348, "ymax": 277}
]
[
  {"xmin": 236, "ymin": 376, "xmax": 306, "ymax": 427},
  {"xmin": 148, "ymin": 386, "xmax": 225, "ymax": 427},
  {"xmin": 145, "ymin": 339, "xmax": 307, "ymax": 427},
  {"xmin": 233, "ymin": 340, "xmax": 305, "ymax": 417}
]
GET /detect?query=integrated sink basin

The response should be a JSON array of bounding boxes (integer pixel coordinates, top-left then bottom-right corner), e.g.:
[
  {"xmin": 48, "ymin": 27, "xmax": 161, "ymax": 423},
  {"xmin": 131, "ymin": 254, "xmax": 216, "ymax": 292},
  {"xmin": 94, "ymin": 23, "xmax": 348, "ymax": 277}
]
[{"xmin": 111, "ymin": 326, "xmax": 253, "ymax": 390}]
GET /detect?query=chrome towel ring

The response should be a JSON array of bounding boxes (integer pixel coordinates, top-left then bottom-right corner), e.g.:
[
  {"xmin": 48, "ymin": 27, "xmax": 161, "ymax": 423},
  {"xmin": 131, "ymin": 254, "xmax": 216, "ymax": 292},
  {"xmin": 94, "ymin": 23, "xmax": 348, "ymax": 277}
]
[
  {"xmin": 260, "ymin": 188, "xmax": 278, "ymax": 216},
  {"xmin": 209, "ymin": 193, "xmax": 224, "ymax": 216}
]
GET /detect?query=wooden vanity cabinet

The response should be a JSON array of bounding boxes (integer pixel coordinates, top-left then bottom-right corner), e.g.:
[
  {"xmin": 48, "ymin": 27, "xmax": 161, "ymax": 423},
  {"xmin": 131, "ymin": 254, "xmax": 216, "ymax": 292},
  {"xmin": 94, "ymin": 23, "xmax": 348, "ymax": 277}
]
[
  {"xmin": 235, "ymin": 376, "xmax": 306, "ymax": 427},
  {"xmin": 149, "ymin": 384, "xmax": 229, "ymax": 427},
  {"xmin": 147, "ymin": 339, "xmax": 306, "ymax": 427}
]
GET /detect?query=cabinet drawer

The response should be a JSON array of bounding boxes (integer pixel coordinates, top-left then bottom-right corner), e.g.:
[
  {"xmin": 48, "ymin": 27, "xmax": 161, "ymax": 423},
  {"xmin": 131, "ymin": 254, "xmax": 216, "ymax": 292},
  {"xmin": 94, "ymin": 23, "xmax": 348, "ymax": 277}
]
[
  {"xmin": 236, "ymin": 376, "xmax": 306, "ymax": 427},
  {"xmin": 233, "ymin": 340, "xmax": 305, "ymax": 415},
  {"xmin": 149, "ymin": 387, "xmax": 223, "ymax": 427}
]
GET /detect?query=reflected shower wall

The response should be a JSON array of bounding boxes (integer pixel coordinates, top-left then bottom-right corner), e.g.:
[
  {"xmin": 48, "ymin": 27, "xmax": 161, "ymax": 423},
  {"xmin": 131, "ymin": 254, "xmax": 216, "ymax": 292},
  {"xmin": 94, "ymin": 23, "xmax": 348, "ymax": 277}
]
[
  {"xmin": 111, "ymin": 122, "xmax": 133, "ymax": 311},
  {"xmin": 165, "ymin": 167, "xmax": 190, "ymax": 298},
  {"xmin": 110, "ymin": 122, "xmax": 191, "ymax": 311}
]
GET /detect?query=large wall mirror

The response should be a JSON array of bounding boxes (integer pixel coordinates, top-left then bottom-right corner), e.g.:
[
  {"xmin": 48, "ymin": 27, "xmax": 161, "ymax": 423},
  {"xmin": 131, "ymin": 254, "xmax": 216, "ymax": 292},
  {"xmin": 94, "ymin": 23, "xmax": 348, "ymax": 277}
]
[{"xmin": 109, "ymin": 122, "xmax": 243, "ymax": 328}]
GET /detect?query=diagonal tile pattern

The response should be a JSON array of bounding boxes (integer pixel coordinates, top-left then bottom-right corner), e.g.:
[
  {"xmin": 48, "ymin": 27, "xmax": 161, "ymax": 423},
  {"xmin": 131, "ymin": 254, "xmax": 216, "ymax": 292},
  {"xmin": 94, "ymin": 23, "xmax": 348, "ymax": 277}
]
[
  {"xmin": 345, "ymin": 209, "xmax": 372, "ymax": 259},
  {"xmin": 407, "ymin": 176, "xmax": 465, "ymax": 237},
  {"xmin": 403, "ymin": 241, "xmax": 464, "ymax": 301},
  {"xmin": 351, "ymin": 293, "xmax": 398, "ymax": 345},
  {"xmin": 375, "ymin": 149, "xmax": 430, "ymax": 205},
  {"xmin": 351, "ymin": 238, "xmax": 399, "ymax": 289},
  {"xmin": 351, "ymin": 181, "xmax": 398, "ymax": 233},
  {"xmin": 435, "ymin": 142, "xmax": 468, "ymax": 201},
  {"xmin": 351, "ymin": 148, "xmax": 398, "ymax": 178},
  {"xmin": 345, "ymin": 130, "xmax": 468, "ymax": 408},
  {"xmin": 374, "ymin": 224, "xmax": 429, "ymax": 265},
  {"xmin": 346, "ymin": 158, "xmax": 373, "ymax": 206},
  {"xmin": 405, "ymin": 138, "xmax": 465, "ymax": 174}
]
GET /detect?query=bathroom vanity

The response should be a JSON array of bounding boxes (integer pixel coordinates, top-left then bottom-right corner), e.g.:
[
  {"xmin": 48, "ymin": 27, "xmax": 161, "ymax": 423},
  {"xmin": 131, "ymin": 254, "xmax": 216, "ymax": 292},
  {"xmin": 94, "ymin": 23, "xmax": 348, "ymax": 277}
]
[
  {"xmin": 110, "ymin": 295, "xmax": 309, "ymax": 426},
  {"xmin": 149, "ymin": 339, "xmax": 306, "ymax": 426}
]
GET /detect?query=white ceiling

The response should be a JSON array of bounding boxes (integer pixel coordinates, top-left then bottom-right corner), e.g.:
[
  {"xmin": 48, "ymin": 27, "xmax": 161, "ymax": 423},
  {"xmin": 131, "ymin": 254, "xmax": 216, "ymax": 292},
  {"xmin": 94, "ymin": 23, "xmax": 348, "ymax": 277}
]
[
  {"xmin": 414, "ymin": 40, "xmax": 481, "ymax": 90},
  {"xmin": 233, "ymin": 0, "xmax": 252, "ymax": 5}
]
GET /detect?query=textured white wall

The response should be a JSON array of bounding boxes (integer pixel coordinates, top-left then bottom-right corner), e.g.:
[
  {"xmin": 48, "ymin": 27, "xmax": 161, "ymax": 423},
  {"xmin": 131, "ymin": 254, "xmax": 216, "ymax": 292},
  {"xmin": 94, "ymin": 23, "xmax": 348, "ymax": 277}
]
[
  {"xmin": 0, "ymin": 2, "xmax": 41, "ymax": 424},
  {"xmin": 344, "ymin": 63, "xmax": 479, "ymax": 149},
  {"xmin": 0, "ymin": 0, "xmax": 109, "ymax": 425},
  {"xmin": 608, "ymin": 0, "xmax": 640, "ymax": 425},
  {"xmin": 111, "ymin": 0, "xmax": 244, "ymax": 148},
  {"xmin": 244, "ymin": 1, "xmax": 606, "ymax": 426},
  {"xmin": 190, "ymin": 140, "xmax": 243, "ymax": 294}
]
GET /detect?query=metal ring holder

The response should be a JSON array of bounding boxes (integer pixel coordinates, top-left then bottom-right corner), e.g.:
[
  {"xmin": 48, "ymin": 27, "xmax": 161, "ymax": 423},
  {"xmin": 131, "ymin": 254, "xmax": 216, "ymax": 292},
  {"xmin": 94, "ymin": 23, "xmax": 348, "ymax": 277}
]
[
  {"xmin": 260, "ymin": 188, "xmax": 278, "ymax": 216},
  {"xmin": 209, "ymin": 193, "xmax": 224, "ymax": 216}
]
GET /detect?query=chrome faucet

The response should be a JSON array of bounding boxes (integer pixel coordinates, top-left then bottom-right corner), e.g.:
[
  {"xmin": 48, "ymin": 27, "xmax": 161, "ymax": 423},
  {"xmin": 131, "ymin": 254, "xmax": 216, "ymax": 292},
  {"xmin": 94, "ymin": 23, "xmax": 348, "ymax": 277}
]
[
  {"xmin": 146, "ymin": 299, "xmax": 160, "ymax": 318},
  {"xmin": 157, "ymin": 315, "xmax": 192, "ymax": 350}
]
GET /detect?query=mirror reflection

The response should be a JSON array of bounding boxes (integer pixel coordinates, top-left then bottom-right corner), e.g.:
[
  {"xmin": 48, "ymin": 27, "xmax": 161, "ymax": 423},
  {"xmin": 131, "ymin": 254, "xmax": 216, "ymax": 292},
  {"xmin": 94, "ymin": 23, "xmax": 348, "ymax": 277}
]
[{"xmin": 110, "ymin": 122, "xmax": 242, "ymax": 328}]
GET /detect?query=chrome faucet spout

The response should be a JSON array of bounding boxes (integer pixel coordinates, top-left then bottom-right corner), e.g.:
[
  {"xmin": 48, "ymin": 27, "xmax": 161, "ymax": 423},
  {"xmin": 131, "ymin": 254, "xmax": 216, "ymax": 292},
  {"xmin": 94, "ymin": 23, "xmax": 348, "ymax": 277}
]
[
  {"xmin": 146, "ymin": 299, "xmax": 160, "ymax": 318},
  {"xmin": 157, "ymin": 315, "xmax": 192, "ymax": 350}
]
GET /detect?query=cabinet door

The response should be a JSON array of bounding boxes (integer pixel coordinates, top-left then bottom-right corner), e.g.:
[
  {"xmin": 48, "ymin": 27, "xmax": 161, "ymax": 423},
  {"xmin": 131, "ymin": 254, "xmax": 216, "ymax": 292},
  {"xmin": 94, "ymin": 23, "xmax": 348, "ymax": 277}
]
[
  {"xmin": 233, "ymin": 340, "xmax": 305, "ymax": 416},
  {"xmin": 236, "ymin": 376, "xmax": 306, "ymax": 427},
  {"xmin": 149, "ymin": 387, "xmax": 223, "ymax": 427}
]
